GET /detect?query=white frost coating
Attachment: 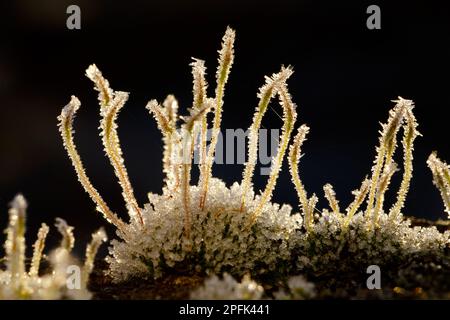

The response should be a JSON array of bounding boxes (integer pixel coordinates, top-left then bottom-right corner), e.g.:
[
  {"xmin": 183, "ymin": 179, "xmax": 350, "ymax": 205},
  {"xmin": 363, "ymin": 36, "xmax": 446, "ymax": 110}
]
[
  {"xmin": 107, "ymin": 178, "xmax": 302, "ymax": 281},
  {"xmin": 1, "ymin": 195, "xmax": 106, "ymax": 299},
  {"xmin": 190, "ymin": 273, "xmax": 264, "ymax": 300},
  {"xmin": 58, "ymin": 29, "xmax": 450, "ymax": 291},
  {"xmin": 295, "ymin": 209, "xmax": 450, "ymax": 273},
  {"xmin": 274, "ymin": 275, "xmax": 316, "ymax": 300}
]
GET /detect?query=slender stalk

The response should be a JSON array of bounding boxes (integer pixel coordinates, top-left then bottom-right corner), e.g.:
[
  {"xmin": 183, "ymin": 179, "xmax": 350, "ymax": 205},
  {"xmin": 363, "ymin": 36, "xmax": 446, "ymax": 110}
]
[
  {"xmin": 199, "ymin": 27, "xmax": 235, "ymax": 209},
  {"xmin": 147, "ymin": 98, "xmax": 180, "ymax": 192},
  {"xmin": 344, "ymin": 178, "xmax": 370, "ymax": 229},
  {"xmin": 82, "ymin": 228, "xmax": 107, "ymax": 287},
  {"xmin": 55, "ymin": 218, "xmax": 75, "ymax": 252},
  {"xmin": 87, "ymin": 64, "xmax": 143, "ymax": 226},
  {"xmin": 181, "ymin": 106, "xmax": 210, "ymax": 240},
  {"xmin": 288, "ymin": 125, "xmax": 312, "ymax": 231},
  {"xmin": 323, "ymin": 183, "xmax": 340, "ymax": 215},
  {"xmin": 389, "ymin": 106, "xmax": 419, "ymax": 220},
  {"xmin": 58, "ymin": 96, "xmax": 127, "ymax": 234},
  {"xmin": 428, "ymin": 152, "xmax": 450, "ymax": 216},
  {"xmin": 29, "ymin": 223, "xmax": 49, "ymax": 277},
  {"xmin": 366, "ymin": 98, "xmax": 407, "ymax": 223},
  {"xmin": 372, "ymin": 162, "xmax": 398, "ymax": 226},
  {"xmin": 249, "ymin": 79, "xmax": 297, "ymax": 225},
  {"xmin": 100, "ymin": 91, "xmax": 143, "ymax": 225},
  {"xmin": 5, "ymin": 195, "xmax": 27, "ymax": 293},
  {"xmin": 190, "ymin": 58, "xmax": 210, "ymax": 195},
  {"xmin": 240, "ymin": 67, "xmax": 294, "ymax": 212}
]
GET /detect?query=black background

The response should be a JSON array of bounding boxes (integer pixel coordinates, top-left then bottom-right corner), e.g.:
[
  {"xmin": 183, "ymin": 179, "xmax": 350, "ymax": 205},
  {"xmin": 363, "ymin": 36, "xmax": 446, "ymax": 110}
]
[{"xmin": 0, "ymin": 0, "xmax": 449, "ymax": 255}]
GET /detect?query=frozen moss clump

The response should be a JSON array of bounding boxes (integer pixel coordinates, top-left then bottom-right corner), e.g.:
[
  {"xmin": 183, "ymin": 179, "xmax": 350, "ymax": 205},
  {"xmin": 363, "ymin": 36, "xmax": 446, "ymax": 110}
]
[
  {"xmin": 59, "ymin": 27, "xmax": 303, "ymax": 282},
  {"xmin": 288, "ymin": 98, "xmax": 450, "ymax": 294},
  {"xmin": 108, "ymin": 179, "xmax": 300, "ymax": 280},
  {"xmin": 58, "ymin": 27, "xmax": 449, "ymax": 297}
]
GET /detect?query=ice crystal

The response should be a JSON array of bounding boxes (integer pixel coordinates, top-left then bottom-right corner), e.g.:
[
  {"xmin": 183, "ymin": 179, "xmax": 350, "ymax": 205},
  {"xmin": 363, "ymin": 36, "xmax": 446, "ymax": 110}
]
[{"xmin": 0, "ymin": 195, "xmax": 106, "ymax": 299}]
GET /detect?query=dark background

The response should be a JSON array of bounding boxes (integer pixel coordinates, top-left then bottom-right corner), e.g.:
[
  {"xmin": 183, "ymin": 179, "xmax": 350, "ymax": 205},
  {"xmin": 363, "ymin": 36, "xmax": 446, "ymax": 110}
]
[{"xmin": 0, "ymin": 0, "xmax": 449, "ymax": 255}]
